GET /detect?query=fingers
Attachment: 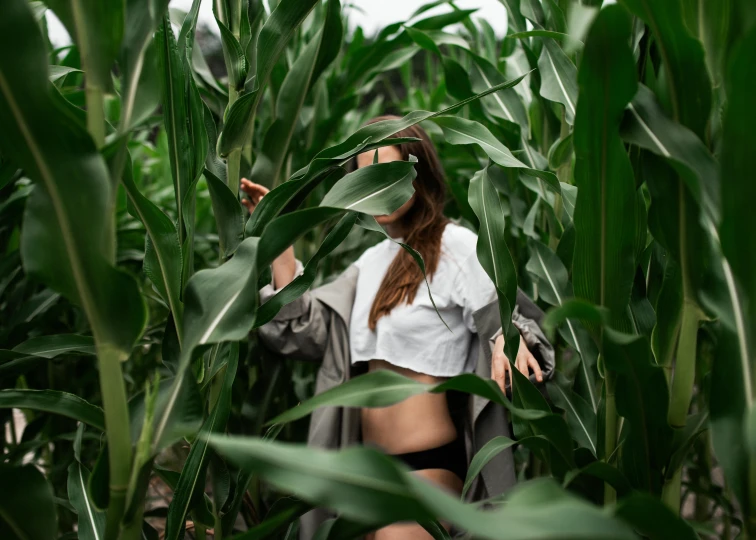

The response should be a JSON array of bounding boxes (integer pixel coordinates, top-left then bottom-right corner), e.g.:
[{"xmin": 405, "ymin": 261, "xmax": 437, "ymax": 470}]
[
  {"xmin": 515, "ymin": 335, "xmax": 543, "ymax": 383},
  {"xmin": 240, "ymin": 178, "xmax": 268, "ymax": 204}
]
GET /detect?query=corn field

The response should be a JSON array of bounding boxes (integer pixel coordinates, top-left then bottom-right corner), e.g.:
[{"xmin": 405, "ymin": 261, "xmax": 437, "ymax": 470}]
[{"xmin": 0, "ymin": 0, "xmax": 754, "ymax": 538}]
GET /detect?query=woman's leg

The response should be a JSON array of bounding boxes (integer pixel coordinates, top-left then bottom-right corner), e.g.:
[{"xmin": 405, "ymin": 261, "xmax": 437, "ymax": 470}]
[{"xmin": 371, "ymin": 469, "xmax": 462, "ymax": 540}]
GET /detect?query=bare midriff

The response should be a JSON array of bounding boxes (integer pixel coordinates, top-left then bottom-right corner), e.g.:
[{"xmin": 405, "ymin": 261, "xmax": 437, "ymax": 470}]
[{"xmin": 361, "ymin": 359, "xmax": 457, "ymax": 455}]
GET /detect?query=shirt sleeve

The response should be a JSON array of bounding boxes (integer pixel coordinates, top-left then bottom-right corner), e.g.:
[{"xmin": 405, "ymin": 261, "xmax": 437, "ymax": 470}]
[{"xmin": 451, "ymin": 251, "xmax": 498, "ymax": 333}]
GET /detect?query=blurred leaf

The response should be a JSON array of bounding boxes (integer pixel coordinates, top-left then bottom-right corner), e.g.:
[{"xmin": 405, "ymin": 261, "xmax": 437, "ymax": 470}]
[
  {"xmin": 711, "ymin": 26, "xmax": 756, "ymax": 512},
  {"xmin": 12, "ymin": 334, "xmax": 95, "ymax": 358},
  {"xmin": 614, "ymin": 492, "xmax": 697, "ymax": 539},
  {"xmin": 603, "ymin": 330, "xmax": 672, "ymax": 491},
  {"xmin": 164, "ymin": 345, "xmax": 238, "ymax": 540},
  {"xmin": 462, "ymin": 436, "xmax": 518, "ymax": 498},
  {"xmin": 0, "ymin": 0, "xmax": 146, "ymax": 357},
  {"xmin": 619, "ymin": 0, "xmax": 712, "ymax": 139},
  {"xmin": 621, "ymin": 85, "xmax": 719, "ymax": 227},
  {"xmin": 211, "ymin": 437, "xmax": 635, "ymax": 539},
  {"xmin": 0, "ymin": 389, "xmax": 105, "ymax": 430},
  {"xmin": 67, "ymin": 441, "xmax": 105, "ymax": 540},
  {"xmin": 572, "ymin": 6, "xmax": 638, "ymax": 327},
  {"xmin": 0, "ymin": 465, "xmax": 58, "ymax": 539}
]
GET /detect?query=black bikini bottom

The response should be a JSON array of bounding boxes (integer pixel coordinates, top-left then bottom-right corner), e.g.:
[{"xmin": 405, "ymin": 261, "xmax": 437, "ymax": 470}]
[{"xmin": 392, "ymin": 435, "xmax": 467, "ymax": 482}]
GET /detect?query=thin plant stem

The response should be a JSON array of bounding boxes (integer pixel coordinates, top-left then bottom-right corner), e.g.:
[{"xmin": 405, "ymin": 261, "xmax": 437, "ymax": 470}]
[{"xmin": 604, "ymin": 366, "xmax": 617, "ymax": 505}]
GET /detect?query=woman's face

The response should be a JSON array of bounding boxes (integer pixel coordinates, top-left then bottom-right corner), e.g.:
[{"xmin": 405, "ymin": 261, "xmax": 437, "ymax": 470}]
[{"xmin": 356, "ymin": 145, "xmax": 416, "ymax": 227}]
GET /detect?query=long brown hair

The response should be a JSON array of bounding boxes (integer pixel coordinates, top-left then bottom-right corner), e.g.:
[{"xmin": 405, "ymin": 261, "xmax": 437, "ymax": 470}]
[{"xmin": 364, "ymin": 116, "xmax": 449, "ymax": 330}]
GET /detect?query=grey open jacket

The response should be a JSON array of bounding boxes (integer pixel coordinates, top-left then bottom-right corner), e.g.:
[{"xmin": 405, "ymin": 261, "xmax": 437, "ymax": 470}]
[{"xmin": 258, "ymin": 263, "xmax": 554, "ymax": 538}]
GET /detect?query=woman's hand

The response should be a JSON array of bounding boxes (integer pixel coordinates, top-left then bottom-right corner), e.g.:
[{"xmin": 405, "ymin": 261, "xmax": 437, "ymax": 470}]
[
  {"xmin": 240, "ymin": 178, "xmax": 269, "ymax": 214},
  {"xmin": 240, "ymin": 178, "xmax": 298, "ymax": 289},
  {"xmin": 491, "ymin": 333, "xmax": 543, "ymax": 393}
]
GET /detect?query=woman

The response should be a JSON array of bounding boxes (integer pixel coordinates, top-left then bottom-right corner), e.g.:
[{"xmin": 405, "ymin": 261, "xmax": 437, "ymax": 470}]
[{"xmin": 242, "ymin": 117, "xmax": 554, "ymax": 539}]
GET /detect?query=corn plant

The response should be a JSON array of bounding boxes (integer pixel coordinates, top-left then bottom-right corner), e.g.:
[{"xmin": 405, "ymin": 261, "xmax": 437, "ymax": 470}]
[{"xmin": 1, "ymin": 0, "xmax": 755, "ymax": 538}]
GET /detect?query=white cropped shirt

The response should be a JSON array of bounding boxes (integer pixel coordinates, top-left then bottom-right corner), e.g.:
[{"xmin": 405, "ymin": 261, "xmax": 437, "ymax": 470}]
[{"xmin": 349, "ymin": 222, "xmax": 497, "ymax": 377}]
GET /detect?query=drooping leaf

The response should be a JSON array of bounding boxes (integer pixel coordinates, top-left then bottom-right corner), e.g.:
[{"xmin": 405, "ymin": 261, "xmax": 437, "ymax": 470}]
[
  {"xmin": 67, "ymin": 461, "xmax": 105, "ymax": 540},
  {"xmin": 0, "ymin": 465, "xmax": 58, "ymax": 539},
  {"xmin": 547, "ymin": 371, "xmax": 597, "ymax": 455},
  {"xmin": 537, "ymin": 38, "xmax": 578, "ymax": 124},
  {"xmin": 432, "ymin": 116, "xmax": 560, "ymax": 194},
  {"xmin": 12, "ymin": 334, "xmax": 95, "ymax": 358},
  {"xmin": 210, "ymin": 437, "xmax": 635, "ymax": 540},
  {"xmin": 205, "ymin": 168, "xmax": 244, "ymax": 257},
  {"xmin": 468, "ymin": 166, "xmax": 518, "ymax": 353},
  {"xmin": 0, "ymin": 389, "xmax": 105, "ymax": 431},
  {"xmin": 120, "ymin": 151, "xmax": 184, "ymax": 332},
  {"xmin": 267, "ymin": 370, "xmax": 547, "ymax": 427}
]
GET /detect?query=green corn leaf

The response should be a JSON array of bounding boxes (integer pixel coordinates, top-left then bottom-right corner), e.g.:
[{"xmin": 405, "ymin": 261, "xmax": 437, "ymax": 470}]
[
  {"xmin": 319, "ymin": 158, "xmax": 417, "ymax": 214},
  {"xmin": 710, "ymin": 26, "xmax": 756, "ymax": 513},
  {"xmin": 432, "ymin": 116, "xmax": 560, "ymax": 195},
  {"xmin": 120, "ymin": 151, "xmax": 184, "ymax": 332},
  {"xmin": 205, "ymin": 168, "xmax": 244, "ymax": 257},
  {"xmin": 44, "ymin": 0, "xmax": 123, "ymax": 93},
  {"xmin": 210, "ymin": 437, "xmax": 635, "ymax": 540},
  {"xmin": 621, "ymin": 85, "xmax": 719, "ymax": 227},
  {"xmin": 602, "ymin": 329, "xmax": 673, "ymax": 491},
  {"xmin": 156, "ymin": 15, "xmax": 207, "ymax": 266},
  {"xmin": 0, "ymin": 389, "xmax": 105, "ymax": 431},
  {"xmin": 0, "ymin": 465, "xmax": 58, "ymax": 539},
  {"xmin": 547, "ymin": 133, "xmax": 573, "ymax": 170},
  {"xmin": 243, "ymin": 75, "xmax": 530, "ymax": 231},
  {"xmin": 233, "ymin": 497, "xmax": 311, "ymax": 540},
  {"xmin": 572, "ymin": 5, "xmax": 637, "ymax": 325},
  {"xmin": 563, "ymin": 461, "xmax": 632, "ymax": 497},
  {"xmin": 250, "ymin": 0, "xmax": 342, "ymax": 188},
  {"xmin": 119, "ymin": 0, "xmax": 171, "ymax": 134},
  {"xmin": 0, "ymin": 0, "xmax": 146, "ymax": 357},
  {"xmin": 509, "ymin": 29, "xmax": 583, "ymax": 47},
  {"xmin": 546, "ymin": 371, "xmax": 597, "ymax": 455},
  {"xmin": 467, "ymin": 166, "xmax": 518, "ymax": 350},
  {"xmin": 12, "ymin": 334, "xmax": 95, "ymax": 358},
  {"xmin": 526, "ymin": 241, "xmax": 598, "ymax": 411},
  {"xmin": 411, "ymin": 9, "xmax": 477, "ymax": 30},
  {"xmin": 266, "ymin": 370, "xmax": 547, "ymax": 427},
  {"xmin": 67, "ymin": 427, "xmax": 105, "ymax": 540},
  {"xmin": 537, "ymin": 38, "xmax": 578, "ymax": 124},
  {"xmin": 618, "ymin": 0, "xmax": 711, "ymax": 139},
  {"xmin": 217, "ymin": 0, "xmax": 320, "ymax": 157},
  {"xmin": 613, "ymin": 492, "xmax": 698, "ymax": 539},
  {"xmin": 164, "ymin": 345, "xmax": 238, "ymax": 540},
  {"xmin": 462, "ymin": 436, "xmax": 519, "ymax": 498},
  {"xmin": 217, "ymin": 17, "xmax": 248, "ymax": 91}
]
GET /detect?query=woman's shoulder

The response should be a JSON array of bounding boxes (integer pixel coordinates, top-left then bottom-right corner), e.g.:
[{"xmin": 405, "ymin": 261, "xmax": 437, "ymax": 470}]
[{"xmin": 441, "ymin": 221, "xmax": 478, "ymax": 261}]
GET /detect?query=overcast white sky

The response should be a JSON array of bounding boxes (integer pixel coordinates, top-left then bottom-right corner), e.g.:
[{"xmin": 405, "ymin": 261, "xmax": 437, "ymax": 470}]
[{"xmin": 48, "ymin": 0, "xmax": 508, "ymax": 45}]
